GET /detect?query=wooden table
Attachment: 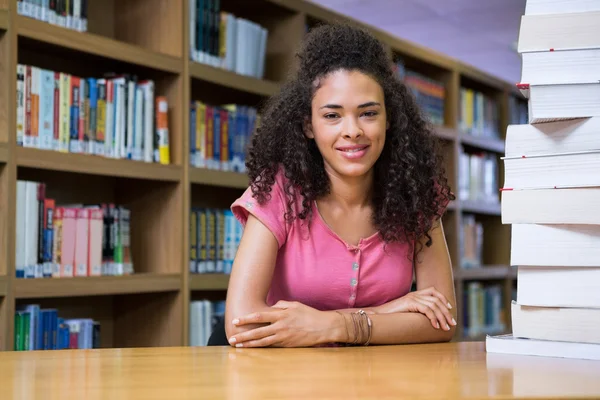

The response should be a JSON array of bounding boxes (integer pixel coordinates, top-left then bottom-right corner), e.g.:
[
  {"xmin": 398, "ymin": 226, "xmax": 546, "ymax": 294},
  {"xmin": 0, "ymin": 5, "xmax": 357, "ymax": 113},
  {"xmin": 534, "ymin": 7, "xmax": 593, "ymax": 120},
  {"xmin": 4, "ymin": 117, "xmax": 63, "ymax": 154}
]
[{"xmin": 1, "ymin": 342, "xmax": 599, "ymax": 399}]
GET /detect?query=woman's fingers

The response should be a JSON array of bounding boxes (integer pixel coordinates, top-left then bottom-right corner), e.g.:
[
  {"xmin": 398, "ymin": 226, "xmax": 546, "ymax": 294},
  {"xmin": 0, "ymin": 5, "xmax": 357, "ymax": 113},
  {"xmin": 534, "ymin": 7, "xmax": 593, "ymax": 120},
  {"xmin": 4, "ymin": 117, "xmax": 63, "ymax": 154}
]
[
  {"xmin": 417, "ymin": 298, "xmax": 451, "ymax": 331},
  {"xmin": 229, "ymin": 324, "xmax": 278, "ymax": 347},
  {"xmin": 422, "ymin": 295, "xmax": 456, "ymax": 328},
  {"xmin": 422, "ymin": 287, "xmax": 452, "ymax": 310},
  {"xmin": 415, "ymin": 302, "xmax": 440, "ymax": 329},
  {"xmin": 234, "ymin": 334, "xmax": 279, "ymax": 348},
  {"xmin": 232, "ymin": 310, "xmax": 283, "ymax": 326}
]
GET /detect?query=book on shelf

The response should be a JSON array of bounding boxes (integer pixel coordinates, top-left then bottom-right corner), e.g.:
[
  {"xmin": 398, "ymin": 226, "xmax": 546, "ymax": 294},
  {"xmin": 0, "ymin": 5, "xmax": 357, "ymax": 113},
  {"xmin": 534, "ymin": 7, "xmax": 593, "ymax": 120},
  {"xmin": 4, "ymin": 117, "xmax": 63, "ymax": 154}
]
[
  {"xmin": 190, "ymin": 101, "xmax": 258, "ymax": 172},
  {"xmin": 458, "ymin": 87, "xmax": 500, "ymax": 139},
  {"xmin": 14, "ymin": 304, "xmax": 100, "ymax": 351},
  {"xmin": 189, "ymin": 0, "xmax": 268, "ymax": 79},
  {"xmin": 458, "ymin": 149, "xmax": 499, "ymax": 204},
  {"xmin": 463, "ymin": 282, "xmax": 507, "ymax": 339},
  {"xmin": 459, "ymin": 214, "xmax": 483, "ymax": 269},
  {"xmin": 487, "ymin": 0, "xmax": 600, "ymax": 360},
  {"xmin": 16, "ymin": 64, "xmax": 171, "ymax": 165},
  {"xmin": 394, "ymin": 59, "xmax": 445, "ymax": 126},
  {"xmin": 190, "ymin": 208, "xmax": 242, "ymax": 275},
  {"xmin": 508, "ymin": 96, "xmax": 528, "ymax": 125},
  {"xmin": 189, "ymin": 300, "xmax": 225, "ymax": 346},
  {"xmin": 17, "ymin": 0, "xmax": 89, "ymax": 32},
  {"xmin": 16, "ymin": 180, "xmax": 133, "ymax": 279}
]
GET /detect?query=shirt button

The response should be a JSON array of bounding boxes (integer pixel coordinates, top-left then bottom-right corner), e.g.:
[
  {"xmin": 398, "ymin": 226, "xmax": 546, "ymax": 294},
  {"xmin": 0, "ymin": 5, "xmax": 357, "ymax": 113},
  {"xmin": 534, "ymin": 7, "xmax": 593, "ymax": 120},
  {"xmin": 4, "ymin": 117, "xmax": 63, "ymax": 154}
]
[
  {"xmin": 352, "ymin": 262, "xmax": 359, "ymax": 270},
  {"xmin": 350, "ymin": 294, "xmax": 356, "ymax": 300},
  {"xmin": 351, "ymin": 278, "xmax": 357, "ymax": 286}
]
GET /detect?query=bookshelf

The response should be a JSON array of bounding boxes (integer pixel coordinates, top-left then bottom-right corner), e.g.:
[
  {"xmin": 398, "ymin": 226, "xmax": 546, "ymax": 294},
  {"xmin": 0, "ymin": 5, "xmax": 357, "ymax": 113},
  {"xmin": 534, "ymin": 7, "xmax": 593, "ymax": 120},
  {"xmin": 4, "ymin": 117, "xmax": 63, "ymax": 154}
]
[{"xmin": 0, "ymin": 0, "xmax": 524, "ymax": 350}]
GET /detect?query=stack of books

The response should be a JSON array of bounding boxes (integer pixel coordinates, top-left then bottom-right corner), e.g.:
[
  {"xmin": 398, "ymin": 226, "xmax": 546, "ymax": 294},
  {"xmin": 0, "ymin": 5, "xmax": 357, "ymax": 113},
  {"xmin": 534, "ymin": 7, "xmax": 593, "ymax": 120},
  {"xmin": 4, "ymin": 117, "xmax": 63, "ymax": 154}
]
[{"xmin": 486, "ymin": 0, "xmax": 600, "ymax": 360}]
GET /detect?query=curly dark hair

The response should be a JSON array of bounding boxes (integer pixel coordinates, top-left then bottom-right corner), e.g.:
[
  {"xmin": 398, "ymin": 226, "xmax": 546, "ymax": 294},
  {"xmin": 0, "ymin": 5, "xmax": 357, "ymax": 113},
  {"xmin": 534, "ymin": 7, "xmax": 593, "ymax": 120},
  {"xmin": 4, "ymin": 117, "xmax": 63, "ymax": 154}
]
[{"xmin": 246, "ymin": 23, "xmax": 454, "ymax": 257}]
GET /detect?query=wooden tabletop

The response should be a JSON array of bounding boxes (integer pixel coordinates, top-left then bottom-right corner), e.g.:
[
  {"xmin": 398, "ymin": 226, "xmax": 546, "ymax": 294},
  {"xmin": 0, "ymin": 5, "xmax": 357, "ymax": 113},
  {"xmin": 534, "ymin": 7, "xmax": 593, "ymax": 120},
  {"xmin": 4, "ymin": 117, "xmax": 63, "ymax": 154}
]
[{"xmin": 1, "ymin": 341, "xmax": 599, "ymax": 399}]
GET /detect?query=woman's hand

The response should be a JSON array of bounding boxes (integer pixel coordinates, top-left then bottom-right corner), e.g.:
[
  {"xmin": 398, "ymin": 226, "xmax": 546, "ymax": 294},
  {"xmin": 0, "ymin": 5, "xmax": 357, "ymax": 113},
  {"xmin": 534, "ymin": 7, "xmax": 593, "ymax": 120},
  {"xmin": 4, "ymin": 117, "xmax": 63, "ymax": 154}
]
[
  {"xmin": 228, "ymin": 300, "xmax": 342, "ymax": 348},
  {"xmin": 376, "ymin": 286, "xmax": 456, "ymax": 331}
]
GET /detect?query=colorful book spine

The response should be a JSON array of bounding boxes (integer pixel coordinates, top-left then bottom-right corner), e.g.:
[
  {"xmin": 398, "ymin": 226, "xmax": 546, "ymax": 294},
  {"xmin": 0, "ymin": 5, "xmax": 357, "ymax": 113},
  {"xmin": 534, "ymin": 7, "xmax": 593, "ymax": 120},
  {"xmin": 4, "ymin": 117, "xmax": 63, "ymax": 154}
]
[{"xmin": 15, "ymin": 64, "xmax": 170, "ymax": 165}]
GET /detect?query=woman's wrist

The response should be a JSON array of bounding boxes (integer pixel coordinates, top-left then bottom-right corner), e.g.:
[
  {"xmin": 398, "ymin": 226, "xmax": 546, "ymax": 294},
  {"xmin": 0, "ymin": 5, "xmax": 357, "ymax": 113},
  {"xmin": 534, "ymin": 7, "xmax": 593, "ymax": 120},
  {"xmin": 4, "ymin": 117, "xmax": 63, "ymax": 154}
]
[{"xmin": 323, "ymin": 311, "xmax": 349, "ymax": 343}]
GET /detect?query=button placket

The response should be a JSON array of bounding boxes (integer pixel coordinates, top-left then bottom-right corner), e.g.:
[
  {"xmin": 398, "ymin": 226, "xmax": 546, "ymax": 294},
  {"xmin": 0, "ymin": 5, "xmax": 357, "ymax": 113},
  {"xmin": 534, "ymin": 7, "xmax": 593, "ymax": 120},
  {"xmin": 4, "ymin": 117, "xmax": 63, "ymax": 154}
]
[{"xmin": 348, "ymin": 248, "xmax": 361, "ymax": 307}]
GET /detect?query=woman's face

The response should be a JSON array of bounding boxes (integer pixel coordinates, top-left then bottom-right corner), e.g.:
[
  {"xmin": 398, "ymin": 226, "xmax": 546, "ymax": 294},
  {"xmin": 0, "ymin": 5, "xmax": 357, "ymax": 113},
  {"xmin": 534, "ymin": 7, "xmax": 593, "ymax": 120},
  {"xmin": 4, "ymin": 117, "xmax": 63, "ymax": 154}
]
[{"xmin": 307, "ymin": 69, "xmax": 387, "ymax": 181}]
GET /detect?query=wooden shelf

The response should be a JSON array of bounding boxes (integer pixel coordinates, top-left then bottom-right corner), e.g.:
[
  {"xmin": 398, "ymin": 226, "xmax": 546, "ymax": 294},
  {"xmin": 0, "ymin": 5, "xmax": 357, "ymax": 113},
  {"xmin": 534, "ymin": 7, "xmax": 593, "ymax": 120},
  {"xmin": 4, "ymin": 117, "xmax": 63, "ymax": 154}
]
[
  {"xmin": 17, "ymin": 147, "xmax": 182, "ymax": 182},
  {"xmin": 14, "ymin": 273, "xmax": 182, "ymax": 299},
  {"xmin": 190, "ymin": 62, "xmax": 279, "ymax": 97},
  {"xmin": 0, "ymin": 142, "xmax": 8, "ymax": 163},
  {"xmin": 435, "ymin": 127, "xmax": 458, "ymax": 141},
  {"xmin": 189, "ymin": 274, "xmax": 229, "ymax": 291},
  {"xmin": 0, "ymin": 276, "xmax": 7, "ymax": 296},
  {"xmin": 190, "ymin": 167, "xmax": 248, "ymax": 189},
  {"xmin": 461, "ymin": 200, "xmax": 501, "ymax": 216},
  {"xmin": 16, "ymin": 16, "xmax": 182, "ymax": 74},
  {"xmin": 455, "ymin": 265, "xmax": 516, "ymax": 281},
  {"xmin": 460, "ymin": 134, "xmax": 505, "ymax": 154},
  {"xmin": 0, "ymin": 9, "xmax": 7, "ymax": 30}
]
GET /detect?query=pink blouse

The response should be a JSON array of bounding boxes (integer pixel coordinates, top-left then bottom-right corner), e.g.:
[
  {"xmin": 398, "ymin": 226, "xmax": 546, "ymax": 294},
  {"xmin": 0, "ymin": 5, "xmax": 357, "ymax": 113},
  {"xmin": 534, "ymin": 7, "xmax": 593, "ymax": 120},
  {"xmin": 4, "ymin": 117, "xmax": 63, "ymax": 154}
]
[{"xmin": 231, "ymin": 170, "xmax": 417, "ymax": 311}]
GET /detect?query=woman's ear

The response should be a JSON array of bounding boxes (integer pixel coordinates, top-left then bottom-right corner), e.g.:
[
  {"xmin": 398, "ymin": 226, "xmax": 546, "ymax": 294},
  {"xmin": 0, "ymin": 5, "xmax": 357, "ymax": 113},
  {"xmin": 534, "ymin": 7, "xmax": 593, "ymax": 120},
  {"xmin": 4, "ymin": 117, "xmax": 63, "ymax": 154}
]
[{"xmin": 303, "ymin": 118, "xmax": 315, "ymax": 139}]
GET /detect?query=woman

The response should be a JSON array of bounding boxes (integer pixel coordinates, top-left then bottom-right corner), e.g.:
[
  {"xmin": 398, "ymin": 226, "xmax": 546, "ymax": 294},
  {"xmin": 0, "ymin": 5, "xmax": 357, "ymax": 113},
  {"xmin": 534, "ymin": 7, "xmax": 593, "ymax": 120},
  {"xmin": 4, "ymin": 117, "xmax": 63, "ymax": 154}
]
[{"xmin": 224, "ymin": 23, "xmax": 457, "ymax": 348}]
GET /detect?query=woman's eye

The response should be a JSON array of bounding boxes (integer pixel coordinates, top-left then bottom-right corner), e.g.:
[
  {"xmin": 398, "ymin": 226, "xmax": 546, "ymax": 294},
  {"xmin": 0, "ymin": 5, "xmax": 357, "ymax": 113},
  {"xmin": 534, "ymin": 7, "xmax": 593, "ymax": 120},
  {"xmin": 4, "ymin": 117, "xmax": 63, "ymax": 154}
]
[
  {"xmin": 324, "ymin": 113, "xmax": 339, "ymax": 119},
  {"xmin": 363, "ymin": 111, "xmax": 378, "ymax": 117}
]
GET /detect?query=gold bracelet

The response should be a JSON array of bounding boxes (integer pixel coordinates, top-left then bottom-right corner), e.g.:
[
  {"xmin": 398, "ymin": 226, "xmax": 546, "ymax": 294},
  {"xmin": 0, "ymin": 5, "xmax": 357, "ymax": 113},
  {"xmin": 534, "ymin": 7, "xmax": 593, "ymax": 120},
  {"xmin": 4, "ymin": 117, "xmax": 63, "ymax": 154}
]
[{"xmin": 358, "ymin": 310, "xmax": 372, "ymax": 346}]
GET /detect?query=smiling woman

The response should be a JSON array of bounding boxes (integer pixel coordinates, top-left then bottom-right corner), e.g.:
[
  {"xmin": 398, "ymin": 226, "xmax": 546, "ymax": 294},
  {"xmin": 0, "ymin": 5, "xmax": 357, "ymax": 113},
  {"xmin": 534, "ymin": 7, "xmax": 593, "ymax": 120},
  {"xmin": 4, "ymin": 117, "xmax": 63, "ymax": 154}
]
[{"xmin": 222, "ymin": 23, "xmax": 456, "ymax": 348}]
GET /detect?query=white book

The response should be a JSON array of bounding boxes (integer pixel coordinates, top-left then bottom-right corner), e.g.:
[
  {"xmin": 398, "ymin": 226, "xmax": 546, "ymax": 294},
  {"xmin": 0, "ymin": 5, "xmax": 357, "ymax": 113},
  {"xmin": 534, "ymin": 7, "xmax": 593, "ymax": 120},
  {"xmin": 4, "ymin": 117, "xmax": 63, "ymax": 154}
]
[
  {"xmin": 505, "ymin": 118, "xmax": 600, "ymax": 158},
  {"xmin": 203, "ymin": 300, "xmax": 212, "ymax": 346},
  {"xmin": 104, "ymin": 81, "xmax": 114, "ymax": 158},
  {"xmin": 486, "ymin": 334, "xmax": 600, "ymax": 360},
  {"xmin": 522, "ymin": 82, "xmax": 600, "ymax": 123},
  {"xmin": 501, "ymin": 187, "xmax": 600, "ymax": 224},
  {"xmin": 503, "ymin": 150, "xmax": 600, "ymax": 190},
  {"xmin": 16, "ymin": 181, "xmax": 27, "ymax": 278},
  {"xmin": 39, "ymin": 69, "xmax": 54, "ymax": 151},
  {"xmin": 511, "ymin": 223, "xmax": 600, "ymax": 267},
  {"xmin": 518, "ymin": 11, "xmax": 600, "ymax": 53},
  {"xmin": 512, "ymin": 301, "xmax": 600, "ymax": 344},
  {"xmin": 133, "ymin": 86, "xmax": 143, "ymax": 161},
  {"xmin": 225, "ymin": 14, "xmax": 237, "ymax": 72},
  {"xmin": 189, "ymin": 0, "xmax": 196, "ymax": 60},
  {"xmin": 26, "ymin": 181, "xmax": 39, "ymax": 278},
  {"xmin": 126, "ymin": 80, "xmax": 135, "ymax": 159},
  {"xmin": 139, "ymin": 81, "xmax": 154, "ymax": 163},
  {"xmin": 112, "ymin": 78, "xmax": 126, "ymax": 159},
  {"xmin": 189, "ymin": 301, "xmax": 202, "ymax": 347},
  {"xmin": 525, "ymin": 0, "xmax": 600, "ymax": 16},
  {"xmin": 521, "ymin": 48, "xmax": 600, "ymax": 85},
  {"xmin": 517, "ymin": 266, "xmax": 600, "ymax": 308}
]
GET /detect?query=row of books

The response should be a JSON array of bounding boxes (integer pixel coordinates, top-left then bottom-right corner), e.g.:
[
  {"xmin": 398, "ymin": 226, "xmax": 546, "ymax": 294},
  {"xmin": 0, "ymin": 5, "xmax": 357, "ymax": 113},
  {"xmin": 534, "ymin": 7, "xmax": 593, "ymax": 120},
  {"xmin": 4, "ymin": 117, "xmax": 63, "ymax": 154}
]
[
  {"xmin": 458, "ymin": 87, "xmax": 501, "ymax": 139},
  {"xmin": 463, "ymin": 282, "xmax": 507, "ymax": 338},
  {"xmin": 17, "ymin": 64, "xmax": 171, "ymax": 165},
  {"xmin": 508, "ymin": 95, "xmax": 528, "ymax": 125},
  {"xmin": 189, "ymin": 101, "xmax": 258, "ymax": 172},
  {"xmin": 395, "ymin": 60, "xmax": 445, "ymax": 126},
  {"xmin": 190, "ymin": 300, "xmax": 225, "ymax": 347},
  {"xmin": 458, "ymin": 149, "xmax": 499, "ymax": 204},
  {"xmin": 487, "ymin": 1, "xmax": 600, "ymax": 361},
  {"xmin": 189, "ymin": 0, "xmax": 268, "ymax": 79},
  {"xmin": 17, "ymin": 0, "xmax": 89, "ymax": 32},
  {"xmin": 15, "ymin": 304, "xmax": 100, "ymax": 351},
  {"xmin": 16, "ymin": 180, "xmax": 133, "ymax": 279},
  {"xmin": 460, "ymin": 214, "xmax": 484, "ymax": 269},
  {"xmin": 190, "ymin": 208, "xmax": 242, "ymax": 275}
]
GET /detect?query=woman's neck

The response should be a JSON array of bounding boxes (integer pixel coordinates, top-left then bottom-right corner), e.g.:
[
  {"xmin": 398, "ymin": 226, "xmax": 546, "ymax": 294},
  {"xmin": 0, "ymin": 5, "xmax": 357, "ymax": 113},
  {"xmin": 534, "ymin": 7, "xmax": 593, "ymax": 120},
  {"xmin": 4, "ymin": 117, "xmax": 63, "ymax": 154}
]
[{"xmin": 322, "ymin": 167, "xmax": 374, "ymax": 209}]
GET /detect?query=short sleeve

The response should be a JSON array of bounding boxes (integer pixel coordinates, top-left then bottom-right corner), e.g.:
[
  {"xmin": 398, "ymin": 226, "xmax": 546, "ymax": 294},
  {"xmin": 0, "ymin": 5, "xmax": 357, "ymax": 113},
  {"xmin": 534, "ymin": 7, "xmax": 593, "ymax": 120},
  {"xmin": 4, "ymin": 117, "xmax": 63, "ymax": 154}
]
[{"xmin": 231, "ymin": 170, "xmax": 289, "ymax": 248}]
